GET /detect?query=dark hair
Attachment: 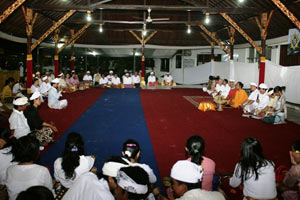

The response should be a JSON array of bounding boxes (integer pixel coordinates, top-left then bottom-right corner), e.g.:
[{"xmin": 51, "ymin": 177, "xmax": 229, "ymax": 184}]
[
  {"xmin": 224, "ymin": 79, "xmax": 228, "ymax": 84},
  {"xmin": 267, "ymin": 88, "xmax": 273, "ymax": 92},
  {"xmin": 122, "ymin": 139, "xmax": 140, "ymax": 161},
  {"xmin": 236, "ymin": 137, "xmax": 273, "ymax": 181},
  {"xmin": 61, "ymin": 132, "xmax": 85, "ymax": 179},
  {"xmin": 32, "ymin": 78, "xmax": 39, "ymax": 84},
  {"xmin": 292, "ymin": 140, "xmax": 300, "ymax": 151},
  {"xmin": 119, "ymin": 166, "xmax": 150, "ymax": 200},
  {"xmin": 177, "ymin": 179, "xmax": 202, "ymax": 191},
  {"xmin": 237, "ymin": 82, "xmax": 244, "ymax": 88},
  {"xmin": 185, "ymin": 135, "xmax": 205, "ymax": 165},
  {"xmin": 209, "ymin": 76, "xmax": 214, "ymax": 80},
  {"xmin": 0, "ymin": 128, "xmax": 17, "ymax": 149},
  {"xmin": 274, "ymin": 86, "xmax": 282, "ymax": 93},
  {"xmin": 16, "ymin": 186, "xmax": 54, "ymax": 200},
  {"xmin": 11, "ymin": 135, "xmax": 40, "ymax": 163},
  {"xmin": 5, "ymin": 77, "xmax": 15, "ymax": 86}
]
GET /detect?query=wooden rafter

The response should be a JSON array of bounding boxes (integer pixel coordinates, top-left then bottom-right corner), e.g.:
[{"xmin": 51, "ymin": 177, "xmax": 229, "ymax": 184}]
[
  {"xmin": 270, "ymin": 0, "xmax": 300, "ymax": 30},
  {"xmin": 255, "ymin": 10, "xmax": 275, "ymax": 40},
  {"xmin": 57, "ymin": 23, "xmax": 91, "ymax": 54},
  {"xmin": 144, "ymin": 31, "xmax": 158, "ymax": 44},
  {"xmin": 220, "ymin": 12, "xmax": 262, "ymax": 55},
  {"xmin": 0, "ymin": 0, "xmax": 26, "ymax": 24},
  {"xmin": 227, "ymin": 26, "xmax": 236, "ymax": 45},
  {"xmin": 199, "ymin": 24, "xmax": 231, "ymax": 55},
  {"xmin": 21, "ymin": 7, "xmax": 37, "ymax": 37},
  {"xmin": 31, "ymin": 10, "xmax": 76, "ymax": 51},
  {"xmin": 129, "ymin": 30, "xmax": 142, "ymax": 44},
  {"xmin": 200, "ymin": 32, "xmax": 214, "ymax": 47}
]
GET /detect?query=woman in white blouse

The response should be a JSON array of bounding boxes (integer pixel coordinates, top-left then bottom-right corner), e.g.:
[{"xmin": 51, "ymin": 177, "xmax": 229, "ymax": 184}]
[
  {"xmin": 54, "ymin": 132, "xmax": 95, "ymax": 189},
  {"xmin": 230, "ymin": 137, "xmax": 277, "ymax": 200},
  {"xmin": 6, "ymin": 135, "xmax": 53, "ymax": 200}
]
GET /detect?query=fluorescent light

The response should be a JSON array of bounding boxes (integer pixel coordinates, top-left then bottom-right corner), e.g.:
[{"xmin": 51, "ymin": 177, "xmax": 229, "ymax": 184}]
[
  {"xmin": 89, "ymin": 51, "xmax": 97, "ymax": 56},
  {"xmin": 86, "ymin": 11, "xmax": 92, "ymax": 21},
  {"xmin": 57, "ymin": 43, "xmax": 64, "ymax": 48},
  {"xmin": 205, "ymin": 13, "xmax": 210, "ymax": 24},
  {"xmin": 187, "ymin": 25, "xmax": 191, "ymax": 34},
  {"xmin": 99, "ymin": 24, "xmax": 103, "ymax": 33},
  {"xmin": 238, "ymin": 0, "xmax": 244, "ymax": 2}
]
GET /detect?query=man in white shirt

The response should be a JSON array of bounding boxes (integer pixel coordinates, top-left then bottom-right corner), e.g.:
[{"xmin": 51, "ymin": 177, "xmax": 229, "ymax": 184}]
[
  {"xmin": 83, "ymin": 71, "xmax": 93, "ymax": 88},
  {"xmin": 123, "ymin": 73, "xmax": 133, "ymax": 88},
  {"xmin": 93, "ymin": 71, "xmax": 101, "ymax": 86},
  {"xmin": 40, "ymin": 76, "xmax": 51, "ymax": 97},
  {"xmin": 19, "ymin": 62, "xmax": 24, "ymax": 78},
  {"xmin": 48, "ymin": 78, "xmax": 68, "ymax": 109},
  {"xmin": 35, "ymin": 71, "xmax": 43, "ymax": 86},
  {"xmin": 58, "ymin": 73, "xmax": 67, "ymax": 91},
  {"xmin": 12, "ymin": 79, "xmax": 26, "ymax": 96},
  {"xmin": 241, "ymin": 82, "xmax": 259, "ymax": 114},
  {"xmin": 132, "ymin": 72, "xmax": 141, "ymax": 88},
  {"xmin": 99, "ymin": 74, "xmax": 108, "ymax": 88},
  {"xmin": 147, "ymin": 72, "xmax": 158, "ymax": 87},
  {"xmin": 106, "ymin": 70, "xmax": 114, "ymax": 86},
  {"xmin": 8, "ymin": 97, "xmax": 31, "ymax": 139},
  {"xmin": 162, "ymin": 72, "xmax": 175, "ymax": 86},
  {"xmin": 214, "ymin": 79, "xmax": 231, "ymax": 111},
  {"xmin": 112, "ymin": 74, "xmax": 121, "ymax": 88}
]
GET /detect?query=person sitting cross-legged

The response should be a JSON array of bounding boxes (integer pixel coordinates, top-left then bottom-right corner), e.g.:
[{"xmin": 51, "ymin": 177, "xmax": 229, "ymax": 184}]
[
  {"xmin": 99, "ymin": 74, "xmax": 109, "ymax": 88},
  {"xmin": 214, "ymin": 79, "xmax": 231, "ymax": 111},
  {"xmin": 112, "ymin": 74, "xmax": 121, "ymax": 88},
  {"xmin": 132, "ymin": 72, "xmax": 141, "ymax": 88},
  {"xmin": 147, "ymin": 72, "xmax": 158, "ymax": 87},
  {"xmin": 48, "ymin": 78, "xmax": 68, "ymax": 109},
  {"xmin": 241, "ymin": 82, "xmax": 259, "ymax": 114},
  {"xmin": 123, "ymin": 73, "xmax": 133, "ymax": 88},
  {"xmin": 162, "ymin": 72, "xmax": 175, "ymax": 86},
  {"xmin": 227, "ymin": 81, "xmax": 248, "ymax": 108}
]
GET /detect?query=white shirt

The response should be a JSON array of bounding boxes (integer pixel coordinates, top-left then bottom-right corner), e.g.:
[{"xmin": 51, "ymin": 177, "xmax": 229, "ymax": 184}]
[
  {"xmin": 215, "ymin": 84, "xmax": 222, "ymax": 92},
  {"xmin": 48, "ymin": 86, "xmax": 62, "ymax": 108},
  {"xmin": 147, "ymin": 75, "xmax": 156, "ymax": 83},
  {"xmin": 12, "ymin": 83, "xmax": 24, "ymax": 94},
  {"xmin": 123, "ymin": 76, "xmax": 132, "ymax": 85},
  {"xmin": 54, "ymin": 155, "xmax": 95, "ymax": 188},
  {"xmin": 106, "ymin": 75, "xmax": 114, "ymax": 84},
  {"xmin": 93, "ymin": 74, "xmax": 101, "ymax": 84},
  {"xmin": 176, "ymin": 189, "xmax": 225, "ymax": 200},
  {"xmin": 230, "ymin": 162, "xmax": 277, "ymax": 199},
  {"xmin": 99, "ymin": 77, "xmax": 108, "ymax": 85},
  {"xmin": 132, "ymin": 75, "xmax": 141, "ymax": 84},
  {"xmin": 19, "ymin": 66, "xmax": 24, "ymax": 77},
  {"xmin": 59, "ymin": 78, "xmax": 67, "ymax": 88},
  {"xmin": 6, "ymin": 164, "xmax": 53, "ymax": 200},
  {"xmin": 83, "ymin": 75, "xmax": 93, "ymax": 81},
  {"xmin": 0, "ymin": 147, "xmax": 14, "ymax": 185},
  {"xmin": 257, "ymin": 92, "xmax": 270, "ymax": 110},
  {"xmin": 112, "ymin": 77, "xmax": 121, "ymax": 85},
  {"xmin": 30, "ymin": 85, "xmax": 40, "ymax": 93},
  {"xmin": 40, "ymin": 82, "xmax": 51, "ymax": 95},
  {"xmin": 163, "ymin": 75, "xmax": 173, "ymax": 83},
  {"xmin": 248, "ymin": 89, "xmax": 259, "ymax": 101},
  {"xmin": 221, "ymin": 84, "xmax": 231, "ymax": 98},
  {"xmin": 62, "ymin": 173, "xmax": 114, "ymax": 200},
  {"xmin": 9, "ymin": 109, "xmax": 31, "ymax": 139}
]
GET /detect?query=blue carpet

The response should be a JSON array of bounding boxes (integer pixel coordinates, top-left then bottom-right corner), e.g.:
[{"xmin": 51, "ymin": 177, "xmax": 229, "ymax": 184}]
[{"xmin": 40, "ymin": 89, "xmax": 161, "ymax": 186}]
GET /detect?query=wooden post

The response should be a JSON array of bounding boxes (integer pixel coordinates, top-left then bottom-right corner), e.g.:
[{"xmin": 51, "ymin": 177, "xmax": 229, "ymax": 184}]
[
  {"xmin": 270, "ymin": 0, "xmax": 300, "ymax": 30},
  {"xmin": 70, "ymin": 29, "xmax": 75, "ymax": 71},
  {"xmin": 22, "ymin": 7, "xmax": 37, "ymax": 88},
  {"xmin": 228, "ymin": 26, "xmax": 236, "ymax": 60},
  {"xmin": 0, "ymin": 0, "xmax": 26, "ymax": 24},
  {"xmin": 54, "ymin": 27, "xmax": 60, "ymax": 77}
]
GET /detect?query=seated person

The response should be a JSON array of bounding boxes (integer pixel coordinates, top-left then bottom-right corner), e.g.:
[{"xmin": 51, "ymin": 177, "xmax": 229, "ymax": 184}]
[
  {"xmin": 24, "ymin": 92, "xmax": 57, "ymax": 145},
  {"xmin": 8, "ymin": 97, "xmax": 31, "ymax": 139},
  {"xmin": 0, "ymin": 99, "xmax": 12, "ymax": 121},
  {"xmin": 226, "ymin": 79, "xmax": 237, "ymax": 100},
  {"xmin": 99, "ymin": 74, "xmax": 108, "ymax": 88},
  {"xmin": 112, "ymin": 74, "xmax": 121, "ymax": 88},
  {"xmin": 40, "ymin": 76, "xmax": 51, "ymax": 97},
  {"xmin": 1, "ymin": 77, "xmax": 15, "ymax": 103},
  {"xmin": 207, "ymin": 76, "xmax": 219, "ymax": 95},
  {"xmin": 132, "ymin": 72, "xmax": 141, "ymax": 88},
  {"xmin": 30, "ymin": 78, "xmax": 40, "ymax": 94},
  {"xmin": 106, "ymin": 70, "xmax": 114, "ymax": 86},
  {"xmin": 17, "ymin": 186, "xmax": 54, "ymax": 200},
  {"xmin": 48, "ymin": 78, "xmax": 68, "ymax": 109},
  {"xmin": 83, "ymin": 71, "xmax": 93, "ymax": 88},
  {"xmin": 6, "ymin": 136, "xmax": 53, "ymax": 200},
  {"xmin": 123, "ymin": 73, "xmax": 133, "ymax": 88},
  {"xmin": 147, "ymin": 72, "xmax": 158, "ymax": 87},
  {"xmin": 12, "ymin": 78, "xmax": 26, "ymax": 96},
  {"xmin": 162, "ymin": 72, "xmax": 175, "ymax": 86},
  {"xmin": 211, "ymin": 79, "xmax": 223, "ymax": 97},
  {"xmin": 35, "ymin": 71, "xmax": 42, "ymax": 86},
  {"xmin": 69, "ymin": 73, "xmax": 79, "ymax": 91},
  {"xmin": 214, "ymin": 79, "xmax": 231, "ymax": 111},
  {"xmin": 58, "ymin": 73, "xmax": 67, "ymax": 91},
  {"xmin": 202, "ymin": 76, "xmax": 214, "ymax": 92},
  {"xmin": 93, "ymin": 71, "xmax": 101, "ymax": 86},
  {"xmin": 227, "ymin": 81, "xmax": 248, "ymax": 108},
  {"xmin": 241, "ymin": 82, "xmax": 259, "ymax": 113}
]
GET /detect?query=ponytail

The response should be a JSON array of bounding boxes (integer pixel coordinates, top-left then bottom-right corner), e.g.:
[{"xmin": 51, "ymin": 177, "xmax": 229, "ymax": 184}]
[
  {"xmin": 122, "ymin": 139, "xmax": 140, "ymax": 161},
  {"xmin": 185, "ymin": 135, "xmax": 205, "ymax": 165}
]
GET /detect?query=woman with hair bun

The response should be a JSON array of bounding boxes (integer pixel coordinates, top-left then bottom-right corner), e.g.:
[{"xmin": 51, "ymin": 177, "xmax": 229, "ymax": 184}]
[
  {"xmin": 185, "ymin": 135, "xmax": 215, "ymax": 191},
  {"xmin": 54, "ymin": 132, "xmax": 95, "ymax": 189}
]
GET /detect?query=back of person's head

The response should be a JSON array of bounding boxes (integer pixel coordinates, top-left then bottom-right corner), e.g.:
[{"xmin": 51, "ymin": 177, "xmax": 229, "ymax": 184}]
[
  {"xmin": 62, "ymin": 132, "xmax": 84, "ymax": 179},
  {"xmin": 0, "ymin": 128, "xmax": 17, "ymax": 149},
  {"xmin": 209, "ymin": 76, "xmax": 214, "ymax": 80},
  {"xmin": 116, "ymin": 166, "xmax": 150, "ymax": 200},
  {"xmin": 237, "ymin": 81, "xmax": 244, "ymax": 88},
  {"xmin": 274, "ymin": 86, "xmax": 282, "ymax": 93},
  {"xmin": 185, "ymin": 135, "xmax": 205, "ymax": 165},
  {"xmin": 224, "ymin": 79, "xmax": 228, "ymax": 84},
  {"xmin": 292, "ymin": 140, "xmax": 300, "ymax": 151},
  {"xmin": 16, "ymin": 186, "xmax": 54, "ymax": 200},
  {"xmin": 122, "ymin": 139, "xmax": 140, "ymax": 161},
  {"xmin": 238, "ymin": 137, "xmax": 270, "ymax": 181},
  {"xmin": 12, "ymin": 135, "xmax": 39, "ymax": 163}
]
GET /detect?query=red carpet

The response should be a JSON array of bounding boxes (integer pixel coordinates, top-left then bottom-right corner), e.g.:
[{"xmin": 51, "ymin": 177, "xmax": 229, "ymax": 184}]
[
  {"xmin": 38, "ymin": 88, "xmax": 106, "ymax": 153},
  {"xmin": 140, "ymin": 88, "xmax": 300, "ymax": 180}
]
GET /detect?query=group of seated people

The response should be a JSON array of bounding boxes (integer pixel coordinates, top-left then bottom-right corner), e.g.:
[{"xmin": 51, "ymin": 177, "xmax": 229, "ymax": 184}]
[
  {"xmin": 0, "ymin": 127, "xmax": 299, "ymax": 200},
  {"xmin": 203, "ymin": 76, "xmax": 287, "ymax": 124}
]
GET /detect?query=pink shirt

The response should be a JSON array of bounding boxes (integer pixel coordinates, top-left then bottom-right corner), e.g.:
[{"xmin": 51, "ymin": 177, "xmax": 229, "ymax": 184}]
[{"xmin": 188, "ymin": 156, "xmax": 215, "ymax": 191}]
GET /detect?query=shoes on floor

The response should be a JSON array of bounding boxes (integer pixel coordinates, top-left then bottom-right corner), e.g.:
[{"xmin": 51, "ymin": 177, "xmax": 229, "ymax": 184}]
[
  {"xmin": 250, "ymin": 115, "xmax": 262, "ymax": 120},
  {"xmin": 242, "ymin": 114, "xmax": 250, "ymax": 118}
]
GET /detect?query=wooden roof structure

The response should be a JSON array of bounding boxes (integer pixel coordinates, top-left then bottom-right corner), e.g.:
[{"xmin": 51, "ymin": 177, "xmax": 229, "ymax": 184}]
[{"xmin": 0, "ymin": 0, "xmax": 300, "ymax": 47}]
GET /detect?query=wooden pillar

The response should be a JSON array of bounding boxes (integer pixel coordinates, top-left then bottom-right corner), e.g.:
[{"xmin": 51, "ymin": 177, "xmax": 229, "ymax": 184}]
[
  {"xmin": 70, "ymin": 29, "xmax": 75, "ymax": 71},
  {"xmin": 141, "ymin": 34, "xmax": 145, "ymax": 77},
  {"xmin": 227, "ymin": 26, "xmax": 236, "ymax": 60},
  {"xmin": 211, "ymin": 45, "xmax": 215, "ymax": 61},
  {"xmin": 54, "ymin": 27, "xmax": 60, "ymax": 77}
]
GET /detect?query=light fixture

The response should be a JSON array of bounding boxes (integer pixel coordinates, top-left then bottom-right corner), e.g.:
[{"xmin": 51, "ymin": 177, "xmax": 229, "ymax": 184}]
[
  {"xmin": 99, "ymin": 24, "xmax": 103, "ymax": 33},
  {"xmin": 238, "ymin": 0, "xmax": 245, "ymax": 2},
  {"xmin": 57, "ymin": 43, "xmax": 64, "ymax": 48},
  {"xmin": 205, "ymin": 13, "xmax": 210, "ymax": 24},
  {"xmin": 142, "ymin": 23, "xmax": 147, "ymax": 36},
  {"xmin": 86, "ymin": 11, "xmax": 92, "ymax": 21},
  {"xmin": 187, "ymin": 24, "xmax": 191, "ymax": 34}
]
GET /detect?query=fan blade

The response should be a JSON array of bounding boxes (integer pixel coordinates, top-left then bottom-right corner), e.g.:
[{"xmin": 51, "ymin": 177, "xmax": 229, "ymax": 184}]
[{"xmin": 152, "ymin": 18, "xmax": 170, "ymax": 21}]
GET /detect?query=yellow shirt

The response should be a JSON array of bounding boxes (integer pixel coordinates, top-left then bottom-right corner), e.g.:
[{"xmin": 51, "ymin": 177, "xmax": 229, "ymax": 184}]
[
  {"xmin": 1, "ymin": 85, "xmax": 12, "ymax": 101},
  {"xmin": 232, "ymin": 89, "xmax": 248, "ymax": 108}
]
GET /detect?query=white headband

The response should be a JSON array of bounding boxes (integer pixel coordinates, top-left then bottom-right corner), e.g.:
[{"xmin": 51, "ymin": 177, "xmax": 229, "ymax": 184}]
[
  {"xmin": 13, "ymin": 97, "xmax": 28, "ymax": 106},
  {"xmin": 102, "ymin": 162, "xmax": 128, "ymax": 177},
  {"xmin": 116, "ymin": 170, "xmax": 148, "ymax": 194}
]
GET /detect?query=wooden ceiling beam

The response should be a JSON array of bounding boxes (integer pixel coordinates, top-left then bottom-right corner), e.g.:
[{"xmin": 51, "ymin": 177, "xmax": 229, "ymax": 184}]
[
  {"xmin": 200, "ymin": 32, "xmax": 214, "ymax": 47},
  {"xmin": 220, "ymin": 13, "xmax": 262, "ymax": 54},
  {"xmin": 199, "ymin": 24, "xmax": 231, "ymax": 55},
  {"xmin": 31, "ymin": 10, "xmax": 76, "ymax": 51},
  {"xmin": 270, "ymin": 0, "xmax": 300, "ymax": 30},
  {"xmin": 28, "ymin": 4, "xmax": 264, "ymax": 14},
  {"xmin": 129, "ymin": 30, "xmax": 142, "ymax": 44},
  {"xmin": 144, "ymin": 31, "xmax": 158, "ymax": 44},
  {"xmin": 0, "ymin": 0, "xmax": 26, "ymax": 24},
  {"xmin": 178, "ymin": 0, "xmax": 209, "ymax": 6},
  {"xmin": 255, "ymin": 10, "xmax": 275, "ymax": 40}
]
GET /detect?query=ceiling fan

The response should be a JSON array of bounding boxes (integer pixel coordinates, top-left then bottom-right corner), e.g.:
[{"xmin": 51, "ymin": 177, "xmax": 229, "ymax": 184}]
[{"xmin": 145, "ymin": 7, "xmax": 170, "ymax": 23}]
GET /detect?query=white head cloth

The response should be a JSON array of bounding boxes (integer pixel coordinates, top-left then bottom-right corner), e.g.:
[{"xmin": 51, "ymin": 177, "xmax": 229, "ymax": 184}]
[
  {"xmin": 116, "ymin": 170, "xmax": 148, "ymax": 194},
  {"xmin": 259, "ymin": 83, "xmax": 268, "ymax": 89},
  {"xmin": 51, "ymin": 78, "xmax": 59, "ymax": 83},
  {"xmin": 58, "ymin": 73, "xmax": 64, "ymax": 77},
  {"xmin": 109, "ymin": 70, "xmax": 113, "ymax": 74},
  {"xmin": 170, "ymin": 160, "xmax": 203, "ymax": 183},
  {"xmin": 13, "ymin": 97, "xmax": 28, "ymax": 106},
  {"xmin": 42, "ymin": 76, "xmax": 48, "ymax": 81},
  {"xmin": 150, "ymin": 72, "xmax": 154, "ymax": 75},
  {"xmin": 250, "ymin": 82, "xmax": 257, "ymax": 87},
  {"xmin": 102, "ymin": 162, "xmax": 128, "ymax": 177},
  {"xmin": 229, "ymin": 79, "xmax": 235, "ymax": 82},
  {"xmin": 87, "ymin": 71, "xmax": 90, "ymax": 73},
  {"xmin": 30, "ymin": 91, "xmax": 41, "ymax": 100}
]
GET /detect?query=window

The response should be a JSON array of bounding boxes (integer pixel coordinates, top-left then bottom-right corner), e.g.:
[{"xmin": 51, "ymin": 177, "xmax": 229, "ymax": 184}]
[
  {"xmin": 160, "ymin": 58, "xmax": 170, "ymax": 72},
  {"xmin": 176, "ymin": 55, "xmax": 182, "ymax": 68},
  {"xmin": 197, "ymin": 54, "xmax": 222, "ymax": 65}
]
